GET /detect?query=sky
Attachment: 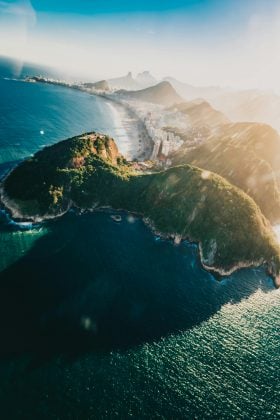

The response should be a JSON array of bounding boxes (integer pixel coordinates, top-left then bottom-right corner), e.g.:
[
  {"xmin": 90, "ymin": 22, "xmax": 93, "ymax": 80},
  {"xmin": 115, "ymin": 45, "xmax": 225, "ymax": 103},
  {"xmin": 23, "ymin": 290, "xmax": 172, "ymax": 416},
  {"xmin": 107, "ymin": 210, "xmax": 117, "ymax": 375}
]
[{"xmin": 1, "ymin": 0, "xmax": 280, "ymax": 92}]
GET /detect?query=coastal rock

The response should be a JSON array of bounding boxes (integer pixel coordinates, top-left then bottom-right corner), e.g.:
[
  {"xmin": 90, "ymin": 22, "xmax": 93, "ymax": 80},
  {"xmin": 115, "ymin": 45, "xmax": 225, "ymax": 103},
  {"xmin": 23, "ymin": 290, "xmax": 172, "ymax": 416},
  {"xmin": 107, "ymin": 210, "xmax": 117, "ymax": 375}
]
[{"xmin": 2, "ymin": 132, "xmax": 280, "ymax": 283}]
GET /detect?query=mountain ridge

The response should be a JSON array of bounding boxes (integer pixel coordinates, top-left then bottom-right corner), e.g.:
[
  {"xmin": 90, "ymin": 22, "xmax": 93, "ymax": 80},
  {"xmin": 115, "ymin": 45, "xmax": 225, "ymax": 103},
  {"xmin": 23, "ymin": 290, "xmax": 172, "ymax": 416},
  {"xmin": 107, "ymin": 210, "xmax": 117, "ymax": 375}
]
[
  {"xmin": 117, "ymin": 81, "xmax": 183, "ymax": 106},
  {"xmin": 108, "ymin": 71, "xmax": 157, "ymax": 90}
]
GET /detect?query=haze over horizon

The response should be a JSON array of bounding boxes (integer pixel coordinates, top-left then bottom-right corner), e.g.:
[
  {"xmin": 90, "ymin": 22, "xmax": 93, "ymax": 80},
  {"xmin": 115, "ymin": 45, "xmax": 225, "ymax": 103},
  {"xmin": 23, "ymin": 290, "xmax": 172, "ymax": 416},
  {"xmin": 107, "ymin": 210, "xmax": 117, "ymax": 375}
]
[{"xmin": 1, "ymin": 0, "xmax": 280, "ymax": 93}]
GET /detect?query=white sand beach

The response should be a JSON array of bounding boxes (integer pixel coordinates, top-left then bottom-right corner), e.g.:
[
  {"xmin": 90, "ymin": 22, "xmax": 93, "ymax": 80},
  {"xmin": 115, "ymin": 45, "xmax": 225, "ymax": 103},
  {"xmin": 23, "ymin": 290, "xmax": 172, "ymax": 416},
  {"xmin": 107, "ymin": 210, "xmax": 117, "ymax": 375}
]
[{"xmin": 105, "ymin": 99, "xmax": 153, "ymax": 161}]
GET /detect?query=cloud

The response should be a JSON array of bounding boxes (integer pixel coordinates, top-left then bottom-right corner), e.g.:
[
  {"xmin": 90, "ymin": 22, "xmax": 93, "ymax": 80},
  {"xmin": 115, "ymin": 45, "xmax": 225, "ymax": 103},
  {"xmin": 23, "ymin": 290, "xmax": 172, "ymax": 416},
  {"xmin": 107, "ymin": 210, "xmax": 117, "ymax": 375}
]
[
  {"xmin": 0, "ymin": 0, "xmax": 36, "ymax": 23},
  {"xmin": 0, "ymin": 0, "xmax": 36, "ymax": 75}
]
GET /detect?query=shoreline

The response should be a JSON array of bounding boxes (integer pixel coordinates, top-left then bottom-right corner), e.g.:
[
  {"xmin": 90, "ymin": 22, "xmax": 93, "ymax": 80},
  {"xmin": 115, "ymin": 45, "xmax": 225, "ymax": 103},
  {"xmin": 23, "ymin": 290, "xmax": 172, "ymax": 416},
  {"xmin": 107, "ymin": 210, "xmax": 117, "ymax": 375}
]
[
  {"xmin": 3, "ymin": 78, "xmax": 279, "ymax": 287},
  {"xmin": 23, "ymin": 77, "xmax": 154, "ymax": 162},
  {"xmin": 0, "ymin": 186, "xmax": 278, "ymax": 287},
  {"xmin": 100, "ymin": 95, "xmax": 153, "ymax": 161},
  {"xmin": 142, "ymin": 216, "xmax": 277, "ymax": 285},
  {"xmin": 105, "ymin": 99, "xmax": 153, "ymax": 161}
]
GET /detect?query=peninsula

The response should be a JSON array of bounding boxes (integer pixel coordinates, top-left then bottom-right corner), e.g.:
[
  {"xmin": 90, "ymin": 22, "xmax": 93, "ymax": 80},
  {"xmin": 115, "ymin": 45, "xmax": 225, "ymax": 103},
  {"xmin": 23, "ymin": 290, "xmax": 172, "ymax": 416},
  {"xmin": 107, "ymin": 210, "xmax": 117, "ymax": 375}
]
[{"xmin": 1, "ymin": 132, "xmax": 280, "ymax": 283}]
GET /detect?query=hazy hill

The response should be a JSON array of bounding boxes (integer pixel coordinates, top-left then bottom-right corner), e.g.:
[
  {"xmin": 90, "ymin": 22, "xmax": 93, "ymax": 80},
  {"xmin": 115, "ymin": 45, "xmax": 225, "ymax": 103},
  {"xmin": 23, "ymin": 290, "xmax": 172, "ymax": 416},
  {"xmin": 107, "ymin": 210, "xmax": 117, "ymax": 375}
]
[
  {"xmin": 211, "ymin": 90, "xmax": 280, "ymax": 132},
  {"xmin": 216, "ymin": 122, "xmax": 280, "ymax": 170},
  {"xmin": 118, "ymin": 81, "xmax": 183, "ymax": 106},
  {"xmin": 172, "ymin": 99, "xmax": 230, "ymax": 128},
  {"xmin": 108, "ymin": 71, "xmax": 157, "ymax": 90},
  {"xmin": 165, "ymin": 75, "xmax": 280, "ymax": 133},
  {"xmin": 165, "ymin": 77, "xmax": 224, "ymax": 101},
  {"xmin": 136, "ymin": 71, "xmax": 158, "ymax": 88},
  {"xmin": 3, "ymin": 132, "xmax": 280, "ymax": 279},
  {"xmin": 172, "ymin": 122, "xmax": 280, "ymax": 223},
  {"xmin": 83, "ymin": 80, "xmax": 109, "ymax": 91},
  {"xmin": 108, "ymin": 72, "xmax": 140, "ymax": 90}
]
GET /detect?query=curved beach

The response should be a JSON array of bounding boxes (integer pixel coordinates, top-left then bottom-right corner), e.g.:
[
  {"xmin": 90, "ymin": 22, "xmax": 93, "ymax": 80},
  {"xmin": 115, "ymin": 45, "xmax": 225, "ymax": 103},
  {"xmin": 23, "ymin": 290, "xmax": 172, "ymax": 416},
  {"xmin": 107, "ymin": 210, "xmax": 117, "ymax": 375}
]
[
  {"xmin": 104, "ymin": 98, "xmax": 153, "ymax": 161},
  {"xmin": 24, "ymin": 77, "xmax": 154, "ymax": 162}
]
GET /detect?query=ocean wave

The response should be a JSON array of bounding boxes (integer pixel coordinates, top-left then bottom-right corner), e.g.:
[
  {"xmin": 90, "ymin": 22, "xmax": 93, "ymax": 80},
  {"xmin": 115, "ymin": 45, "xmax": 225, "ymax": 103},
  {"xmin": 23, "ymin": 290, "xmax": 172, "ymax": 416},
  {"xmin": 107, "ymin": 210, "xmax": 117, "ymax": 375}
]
[{"xmin": 0, "ymin": 208, "xmax": 40, "ymax": 231}]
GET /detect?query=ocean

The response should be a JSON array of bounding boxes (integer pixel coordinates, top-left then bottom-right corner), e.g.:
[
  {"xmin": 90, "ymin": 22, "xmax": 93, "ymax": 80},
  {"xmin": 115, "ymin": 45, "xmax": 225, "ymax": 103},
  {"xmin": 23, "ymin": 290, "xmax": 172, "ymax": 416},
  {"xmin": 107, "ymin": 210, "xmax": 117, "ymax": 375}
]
[{"xmin": 0, "ymin": 61, "xmax": 279, "ymax": 419}]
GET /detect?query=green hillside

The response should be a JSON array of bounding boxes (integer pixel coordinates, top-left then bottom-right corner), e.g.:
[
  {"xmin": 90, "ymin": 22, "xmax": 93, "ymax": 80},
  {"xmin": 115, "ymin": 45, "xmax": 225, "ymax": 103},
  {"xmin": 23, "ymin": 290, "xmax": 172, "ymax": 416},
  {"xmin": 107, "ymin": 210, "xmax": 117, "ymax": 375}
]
[
  {"xmin": 2, "ymin": 132, "xmax": 280, "ymax": 278},
  {"xmin": 172, "ymin": 122, "xmax": 280, "ymax": 223}
]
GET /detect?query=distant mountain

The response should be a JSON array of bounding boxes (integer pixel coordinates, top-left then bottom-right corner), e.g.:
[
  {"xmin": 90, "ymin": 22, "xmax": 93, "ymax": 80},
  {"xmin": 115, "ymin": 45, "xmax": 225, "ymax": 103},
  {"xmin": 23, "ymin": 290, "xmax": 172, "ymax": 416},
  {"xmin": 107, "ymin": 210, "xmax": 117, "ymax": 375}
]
[
  {"xmin": 108, "ymin": 71, "xmax": 157, "ymax": 90},
  {"xmin": 210, "ymin": 90, "xmax": 280, "ymax": 132},
  {"xmin": 118, "ymin": 81, "xmax": 183, "ymax": 106},
  {"xmin": 165, "ymin": 76, "xmax": 280, "ymax": 133},
  {"xmin": 164, "ymin": 77, "xmax": 224, "ymax": 101},
  {"xmin": 135, "ymin": 71, "xmax": 158, "ymax": 88},
  {"xmin": 172, "ymin": 121, "xmax": 280, "ymax": 223},
  {"xmin": 172, "ymin": 99, "xmax": 230, "ymax": 128},
  {"xmin": 83, "ymin": 80, "xmax": 109, "ymax": 91},
  {"xmin": 108, "ymin": 72, "xmax": 141, "ymax": 90}
]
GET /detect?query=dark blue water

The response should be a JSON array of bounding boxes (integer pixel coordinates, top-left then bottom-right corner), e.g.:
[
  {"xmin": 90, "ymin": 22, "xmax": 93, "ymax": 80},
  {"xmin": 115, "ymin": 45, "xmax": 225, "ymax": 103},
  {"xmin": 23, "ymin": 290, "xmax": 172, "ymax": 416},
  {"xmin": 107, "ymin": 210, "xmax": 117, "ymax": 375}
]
[
  {"xmin": 0, "ymin": 60, "xmax": 279, "ymax": 419},
  {"xmin": 0, "ymin": 77, "xmax": 120, "ymax": 171}
]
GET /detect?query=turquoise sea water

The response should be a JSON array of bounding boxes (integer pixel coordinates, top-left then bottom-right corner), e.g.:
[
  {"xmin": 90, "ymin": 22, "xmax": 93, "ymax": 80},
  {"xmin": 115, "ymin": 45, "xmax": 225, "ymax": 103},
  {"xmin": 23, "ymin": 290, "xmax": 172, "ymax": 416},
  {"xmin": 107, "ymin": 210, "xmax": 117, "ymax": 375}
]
[{"xmin": 0, "ymin": 68, "xmax": 279, "ymax": 419}]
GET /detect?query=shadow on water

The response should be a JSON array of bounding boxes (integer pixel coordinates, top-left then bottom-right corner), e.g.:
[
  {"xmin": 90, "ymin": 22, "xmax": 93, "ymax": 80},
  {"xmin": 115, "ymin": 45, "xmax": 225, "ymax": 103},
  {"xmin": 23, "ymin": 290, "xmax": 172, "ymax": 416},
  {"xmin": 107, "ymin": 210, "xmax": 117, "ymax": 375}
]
[
  {"xmin": 0, "ymin": 211, "xmax": 274, "ymax": 365},
  {"xmin": 0, "ymin": 160, "xmax": 22, "ymax": 180}
]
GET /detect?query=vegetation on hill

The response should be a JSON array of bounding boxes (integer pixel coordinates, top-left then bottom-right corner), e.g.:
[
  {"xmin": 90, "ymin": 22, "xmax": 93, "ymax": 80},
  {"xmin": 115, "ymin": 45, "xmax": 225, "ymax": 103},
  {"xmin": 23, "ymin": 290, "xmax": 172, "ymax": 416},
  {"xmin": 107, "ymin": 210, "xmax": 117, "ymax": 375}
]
[
  {"xmin": 217, "ymin": 123, "xmax": 280, "ymax": 170},
  {"xmin": 172, "ymin": 122, "xmax": 280, "ymax": 223},
  {"xmin": 2, "ymin": 132, "xmax": 280, "ymax": 279}
]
